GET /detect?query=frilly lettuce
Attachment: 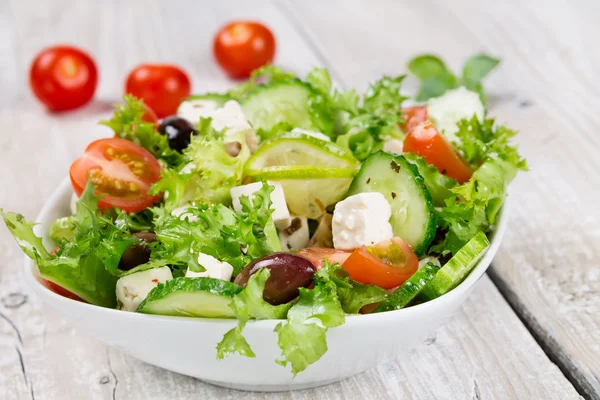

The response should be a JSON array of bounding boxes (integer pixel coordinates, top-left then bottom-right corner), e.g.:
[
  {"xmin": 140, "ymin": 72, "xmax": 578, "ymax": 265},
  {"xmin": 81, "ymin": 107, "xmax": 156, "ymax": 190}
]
[
  {"xmin": 1, "ymin": 181, "xmax": 136, "ymax": 307},
  {"xmin": 431, "ymin": 117, "xmax": 527, "ymax": 255},
  {"xmin": 150, "ymin": 117, "xmax": 251, "ymax": 210},
  {"xmin": 151, "ymin": 182, "xmax": 281, "ymax": 276},
  {"xmin": 102, "ymin": 95, "xmax": 183, "ymax": 167},
  {"xmin": 217, "ymin": 268, "xmax": 291, "ymax": 359}
]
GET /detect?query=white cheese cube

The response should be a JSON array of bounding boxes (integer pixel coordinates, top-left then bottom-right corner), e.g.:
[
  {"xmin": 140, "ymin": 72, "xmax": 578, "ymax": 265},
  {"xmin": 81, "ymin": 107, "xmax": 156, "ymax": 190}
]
[
  {"xmin": 278, "ymin": 216, "xmax": 310, "ymax": 251},
  {"xmin": 186, "ymin": 253, "xmax": 234, "ymax": 281},
  {"xmin": 427, "ymin": 87, "xmax": 485, "ymax": 144},
  {"xmin": 178, "ymin": 99, "xmax": 259, "ymax": 152},
  {"xmin": 177, "ymin": 99, "xmax": 220, "ymax": 124},
  {"xmin": 382, "ymin": 139, "xmax": 404, "ymax": 154},
  {"xmin": 69, "ymin": 193, "xmax": 79, "ymax": 215},
  {"xmin": 116, "ymin": 266, "xmax": 173, "ymax": 312},
  {"xmin": 230, "ymin": 182, "xmax": 291, "ymax": 229},
  {"xmin": 291, "ymin": 128, "xmax": 331, "ymax": 142},
  {"xmin": 332, "ymin": 192, "xmax": 394, "ymax": 249}
]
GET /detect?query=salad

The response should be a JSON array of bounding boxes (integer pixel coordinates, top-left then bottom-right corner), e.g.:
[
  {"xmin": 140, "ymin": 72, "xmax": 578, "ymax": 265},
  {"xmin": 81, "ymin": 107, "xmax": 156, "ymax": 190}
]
[{"xmin": 1, "ymin": 64, "xmax": 526, "ymax": 376}]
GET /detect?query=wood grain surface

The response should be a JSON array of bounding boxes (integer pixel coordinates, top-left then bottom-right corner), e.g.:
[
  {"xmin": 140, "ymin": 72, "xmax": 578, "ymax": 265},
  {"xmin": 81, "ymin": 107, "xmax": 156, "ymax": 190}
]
[{"xmin": 0, "ymin": 0, "xmax": 596, "ymax": 399}]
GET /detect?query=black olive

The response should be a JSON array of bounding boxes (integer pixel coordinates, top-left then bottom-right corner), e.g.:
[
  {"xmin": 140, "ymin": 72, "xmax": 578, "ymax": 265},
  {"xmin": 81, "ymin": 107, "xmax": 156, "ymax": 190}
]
[
  {"xmin": 158, "ymin": 116, "xmax": 198, "ymax": 152},
  {"xmin": 118, "ymin": 232, "xmax": 157, "ymax": 271},
  {"xmin": 234, "ymin": 253, "xmax": 316, "ymax": 305}
]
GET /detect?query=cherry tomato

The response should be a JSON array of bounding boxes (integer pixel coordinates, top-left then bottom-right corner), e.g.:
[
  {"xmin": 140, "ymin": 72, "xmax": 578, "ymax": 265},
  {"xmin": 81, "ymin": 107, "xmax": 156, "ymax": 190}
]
[
  {"xmin": 403, "ymin": 121, "xmax": 472, "ymax": 183},
  {"xmin": 29, "ymin": 45, "xmax": 98, "ymax": 111},
  {"xmin": 213, "ymin": 21, "xmax": 276, "ymax": 79},
  {"xmin": 342, "ymin": 237, "xmax": 418, "ymax": 289},
  {"xmin": 297, "ymin": 248, "xmax": 351, "ymax": 270},
  {"xmin": 125, "ymin": 64, "xmax": 191, "ymax": 118},
  {"xmin": 401, "ymin": 105, "xmax": 427, "ymax": 133},
  {"xmin": 69, "ymin": 138, "xmax": 162, "ymax": 213}
]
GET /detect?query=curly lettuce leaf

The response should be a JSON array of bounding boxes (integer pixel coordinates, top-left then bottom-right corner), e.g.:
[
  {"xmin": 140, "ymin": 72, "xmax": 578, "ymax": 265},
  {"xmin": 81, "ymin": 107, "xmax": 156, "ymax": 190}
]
[
  {"xmin": 217, "ymin": 269, "xmax": 292, "ymax": 359},
  {"xmin": 150, "ymin": 117, "xmax": 251, "ymax": 209},
  {"xmin": 101, "ymin": 95, "xmax": 183, "ymax": 167},
  {"xmin": 274, "ymin": 272, "xmax": 345, "ymax": 376},
  {"xmin": 317, "ymin": 263, "xmax": 387, "ymax": 313},
  {"xmin": 152, "ymin": 183, "xmax": 282, "ymax": 276},
  {"xmin": 336, "ymin": 76, "xmax": 406, "ymax": 160},
  {"xmin": 1, "ymin": 182, "xmax": 136, "ymax": 307},
  {"xmin": 455, "ymin": 116, "xmax": 528, "ymax": 170}
]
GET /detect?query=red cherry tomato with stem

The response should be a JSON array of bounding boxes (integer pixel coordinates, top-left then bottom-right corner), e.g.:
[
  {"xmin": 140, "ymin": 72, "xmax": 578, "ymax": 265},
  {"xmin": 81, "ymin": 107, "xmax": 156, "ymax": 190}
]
[
  {"xmin": 125, "ymin": 64, "xmax": 191, "ymax": 118},
  {"xmin": 213, "ymin": 21, "xmax": 276, "ymax": 79},
  {"xmin": 29, "ymin": 45, "xmax": 98, "ymax": 111}
]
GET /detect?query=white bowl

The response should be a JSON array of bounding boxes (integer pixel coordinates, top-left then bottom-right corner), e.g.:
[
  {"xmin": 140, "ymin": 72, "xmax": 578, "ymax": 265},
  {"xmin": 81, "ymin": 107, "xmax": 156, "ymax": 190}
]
[{"xmin": 24, "ymin": 179, "xmax": 508, "ymax": 392}]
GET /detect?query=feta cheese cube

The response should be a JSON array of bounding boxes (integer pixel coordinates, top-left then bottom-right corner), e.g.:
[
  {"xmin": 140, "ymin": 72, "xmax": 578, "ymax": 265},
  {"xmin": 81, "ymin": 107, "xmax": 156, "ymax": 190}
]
[
  {"xmin": 116, "ymin": 266, "xmax": 173, "ymax": 311},
  {"xmin": 427, "ymin": 87, "xmax": 485, "ymax": 143},
  {"xmin": 186, "ymin": 253, "xmax": 234, "ymax": 281},
  {"xmin": 382, "ymin": 138, "xmax": 404, "ymax": 154},
  {"xmin": 177, "ymin": 99, "xmax": 220, "ymax": 124},
  {"xmin": 230, "ymin": 182, "xmax": 291, "ymax": 229},
  {"xmin": 332, "ymin": 192, "xmax": 393, "ymax": 249},
  {"xmin": 178, "ymin": 99, "xmax": 259, "ymax": 152},
  {"xmin": 278, "ymin": 216, "xmax": 310, "ymax": 251},
  {"xmin": 291, "ymin": 128, "xmax": 331, "ymax": 142}
]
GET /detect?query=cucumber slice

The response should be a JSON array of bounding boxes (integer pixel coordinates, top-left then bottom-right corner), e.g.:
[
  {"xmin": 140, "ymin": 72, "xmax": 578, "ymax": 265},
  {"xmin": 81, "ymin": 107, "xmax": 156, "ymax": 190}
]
[
  {"xmin": 347, "ymin": 151, "xmax": 436, "ymax": 255},
  {"xmin": 137, "ymin": 277, "xmax": 243, "ymax": 318},
  {"xmin": 240, "ymin": 80, "xmax": 332, "ymax": 138},
  {"xmin": 186, "ymin": 93, "xmax": 231, "ymax": 106},
  {"xmin": 374, "ymin": 263, "xmax": 440, "ymax": 312},
  {"xmin": 420, "ymin": 232, "xmax": 490, "ymax": 300}
]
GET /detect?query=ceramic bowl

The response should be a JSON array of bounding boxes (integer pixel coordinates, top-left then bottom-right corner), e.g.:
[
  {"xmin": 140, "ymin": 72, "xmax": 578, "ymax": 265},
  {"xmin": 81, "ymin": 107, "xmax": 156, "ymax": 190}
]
[{"xmin": 24, "ymin": 179, "xmax": 508, "ymax": 392}]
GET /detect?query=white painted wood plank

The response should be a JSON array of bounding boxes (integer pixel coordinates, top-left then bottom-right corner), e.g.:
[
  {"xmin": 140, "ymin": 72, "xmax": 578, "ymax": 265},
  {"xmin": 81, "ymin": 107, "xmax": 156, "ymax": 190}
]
[
  {"xmin": 0, "ymin": 0, "xmax": 583, "ymax": 399},
  {"xmin": 284, "ymin": 0, "xmax": 600, "ymax": 397}
]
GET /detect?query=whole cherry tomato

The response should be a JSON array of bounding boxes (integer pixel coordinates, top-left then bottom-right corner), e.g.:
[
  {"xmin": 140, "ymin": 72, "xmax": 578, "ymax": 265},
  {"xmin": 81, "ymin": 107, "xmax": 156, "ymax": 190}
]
[
  {"xmin": 125, "ymin": 64, "xmax": 191, "ymax": 118},
  {"xmin": 29, "ymin": 45, "xmax": 98, "ymax": 111},
  {"xmin": 213, "ymin": 21, "xmax": 276, "ymax": 79}
]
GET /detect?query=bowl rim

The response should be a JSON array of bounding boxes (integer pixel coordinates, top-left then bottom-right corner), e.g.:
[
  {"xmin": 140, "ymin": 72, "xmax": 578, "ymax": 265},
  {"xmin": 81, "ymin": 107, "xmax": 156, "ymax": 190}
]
[{"xmin": 24, "ymin": 178, "xmax": 508, "ymax": 327}]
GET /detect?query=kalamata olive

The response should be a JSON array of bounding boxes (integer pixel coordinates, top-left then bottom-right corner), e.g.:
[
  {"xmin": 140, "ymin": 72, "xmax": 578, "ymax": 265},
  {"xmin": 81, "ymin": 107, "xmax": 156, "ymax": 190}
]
[
  {"xmin": 157, "ymin": 116, "xmax": 198, "ymax": 152},
  {"xmin": 118, "ymin": 232, "xmax": 157, "ymax": 271},
  {"xmin": 234, "ymin": 253, "xmax": 316, "ymax": 305}
]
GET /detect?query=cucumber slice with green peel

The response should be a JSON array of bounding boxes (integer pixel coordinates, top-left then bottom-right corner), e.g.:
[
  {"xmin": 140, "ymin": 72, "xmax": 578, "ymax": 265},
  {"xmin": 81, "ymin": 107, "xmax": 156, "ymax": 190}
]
[
  {"xmin": 240, "ymin": 80, "xmax": 333, "ymax": 138},
  {"xmin": 346, "ymin": 151, "xmax": 436, "ymax": 255},
  {"xmin": 374, "ymin": 263, "xmax": 440, "ymax": 312},
  {"xmin": 186, "ymin": 93, "xmax": 231, "ymax": 106},
  {"xmin": 420, "ymin": 232, "xmax": 490, "ymax": 300},
  {"xmin": 137, "ymin": 277, "xmax": 243, "ymax": 318}
]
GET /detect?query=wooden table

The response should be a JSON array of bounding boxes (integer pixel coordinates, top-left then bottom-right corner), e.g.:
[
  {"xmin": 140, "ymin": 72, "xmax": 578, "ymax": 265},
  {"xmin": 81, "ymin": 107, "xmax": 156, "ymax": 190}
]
[{"xmin": 0, "ymin": 1, "xmax": 597, "ymax": 399}]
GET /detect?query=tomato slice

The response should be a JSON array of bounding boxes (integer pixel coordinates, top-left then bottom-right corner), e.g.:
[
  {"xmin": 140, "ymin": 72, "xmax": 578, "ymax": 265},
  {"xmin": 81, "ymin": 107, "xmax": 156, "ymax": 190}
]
[
  {"xmin": 403, "ymin": 121, "xmax": 472, "ymax": 184},
  {"xmin": 401, "ymin": 105, "xmax": 427, "ymax": 133},
  {"xmin": 297, "ymin": 248, "xmax": 351, "ymax": 270},
  {"xmin": 341, "ymin": 237, "xmax": 418, "ymax": 289},
  {"xmin": 69, "ymin": 138, "xmax": 161, "ymax": 213}
]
